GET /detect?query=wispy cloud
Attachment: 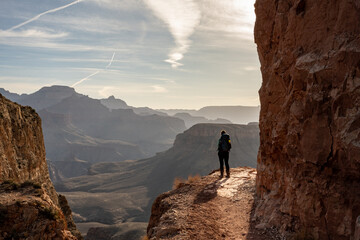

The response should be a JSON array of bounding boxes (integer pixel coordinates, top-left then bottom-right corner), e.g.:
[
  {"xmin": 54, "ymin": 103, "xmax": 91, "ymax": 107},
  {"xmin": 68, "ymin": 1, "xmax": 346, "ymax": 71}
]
[
  {"xmin": 98, "ymin": 83, "xmax": 168, "ymax": 97},
  {"xmin": 151, "ymin": 85, "xmax": 168, "ymax": 93},
  {"xmin": 86, "ymin": 0, "xmax": 141, "ymax": 10},
  {"xmin": 243, "ymin": 66, "xmax": 259, "ymax": 71},
  {"xmin": 144, "ymin": 0, "xmax": 201, "ymax": 68},
  {"xmin": 42, "ymin": 15, "xmax": 135, "ymax": 34},
  {"xmin": 6, "ymin": 0, "xmax": 82, "ymax": 31},
  {"xmin": 197, "ymin": 0, "xmax": 255, "ymax": 39},
  {"xmin": 0, "ymin": 36, "xmax": 120, "ymax": 52},
  {"xmin": 71, "ymin": 52, "xmax": 116, "ymax": 87},
  {"xmin": 0, "ymin": 29, "xmax": 68, "ymax": 39}
]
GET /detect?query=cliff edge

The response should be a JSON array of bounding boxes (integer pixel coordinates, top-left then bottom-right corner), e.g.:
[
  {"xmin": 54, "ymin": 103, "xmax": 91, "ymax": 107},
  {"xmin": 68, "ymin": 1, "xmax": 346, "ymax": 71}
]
[
  {"xmin": 0, "ymin": 94, "xmax": 82, "ymax": 239},
  {"xmin": 146, "ymin": 167, "xmax": 281, "ymax": 240},
  {"xmin": 254, "ymin": 0, "xmax": 360, "ymax": 239}
]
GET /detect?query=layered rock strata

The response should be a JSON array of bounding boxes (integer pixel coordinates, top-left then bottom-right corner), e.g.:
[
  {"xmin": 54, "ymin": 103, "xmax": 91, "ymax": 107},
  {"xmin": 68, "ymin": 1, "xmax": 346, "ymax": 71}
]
[
  {"xmin": 254, "ymin": 0, "xmax": 360, "ymax": 239},
  {"xmin": 0, "ymin": 94, "xmax": 82, "ymax": 239}
]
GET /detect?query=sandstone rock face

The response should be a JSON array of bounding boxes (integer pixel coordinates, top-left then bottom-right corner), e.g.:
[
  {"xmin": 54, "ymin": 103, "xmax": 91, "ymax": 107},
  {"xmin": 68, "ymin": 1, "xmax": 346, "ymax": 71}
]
[
  {"xmin": 0, "ymin": 94, "xmax": 82, "ymax": 239},
  {"xmin": 254, "ymin": 0, "xmax": 360, "ymax": 239},
  {"xmin": 0, "ymin": 95, "xmax": 50, "ymax": 189}
]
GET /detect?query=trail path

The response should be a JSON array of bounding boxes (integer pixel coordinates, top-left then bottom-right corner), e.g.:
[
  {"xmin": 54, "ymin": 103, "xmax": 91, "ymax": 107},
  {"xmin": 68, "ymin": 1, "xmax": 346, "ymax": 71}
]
[{"xmin": 148, "ymin": 167, "xmax": 282, "ymax": 239}]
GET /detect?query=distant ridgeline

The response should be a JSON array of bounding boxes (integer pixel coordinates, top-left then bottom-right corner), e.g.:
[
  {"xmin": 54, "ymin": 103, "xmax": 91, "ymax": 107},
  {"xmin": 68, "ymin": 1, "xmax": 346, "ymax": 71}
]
[
  {"xmin": 158, "ymin": 105, "xmax": 260, "ymax": 125},
  {"xmin": 0, "ymin": 86, "xmax": 186, "ymax": 182},
  {"xmin": 0, "ymin": 86, "xmax": 259, "ymax": 184}
]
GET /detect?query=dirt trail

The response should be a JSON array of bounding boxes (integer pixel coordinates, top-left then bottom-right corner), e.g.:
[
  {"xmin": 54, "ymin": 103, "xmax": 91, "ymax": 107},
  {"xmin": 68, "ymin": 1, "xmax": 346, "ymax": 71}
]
[{"xmin": 147, "ymin": 167, "xmax": 282, "ymax": 240}]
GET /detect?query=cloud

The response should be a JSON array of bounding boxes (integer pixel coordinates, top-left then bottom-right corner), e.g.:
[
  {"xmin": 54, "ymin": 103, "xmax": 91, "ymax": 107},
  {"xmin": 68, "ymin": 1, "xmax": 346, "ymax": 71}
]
[
  {"xmin": 0, "ymin": 36, "xmax": 120, "ymax": 52},
  {"xmin": 243, "ymin": 66, "xmax": 259, "ymax": 71},
  {"xmin": 6, "ymin": 0, "xmax": 82, "ymax": 31},
  {"xmin": 197, "ymin": 0, "xmax": 255, "ymax": 38},
  {"xmin": 86, "ymin": 0, "xmax": 143, "ymax": 10},
  {"xmin": 151, "ymin": 85, "xmax": 168, "ymax": 93},
  {"xmin": 143, "ymin": 0, "xmax": 256, "ymax": 68},
  {"xmin": 0, "ymin": 29, "xmax": 68, "ymax": 39},
  {"xmin": 97, "ymin": 83, "xmax": 168, "ymax": 97},
  {"xmin": 144, "ymin": 0, "xmax": 201, "ymax": 68},
  {"xmin": 42, "ymin": 15, "xmax": 136, "ymax": 34}
]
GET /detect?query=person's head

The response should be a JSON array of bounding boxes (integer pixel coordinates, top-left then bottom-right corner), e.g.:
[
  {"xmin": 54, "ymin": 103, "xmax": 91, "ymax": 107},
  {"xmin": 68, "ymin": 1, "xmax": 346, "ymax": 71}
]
[{"xmin": 221, "ymin": 130, "xmax": 226, "ymax": 135}]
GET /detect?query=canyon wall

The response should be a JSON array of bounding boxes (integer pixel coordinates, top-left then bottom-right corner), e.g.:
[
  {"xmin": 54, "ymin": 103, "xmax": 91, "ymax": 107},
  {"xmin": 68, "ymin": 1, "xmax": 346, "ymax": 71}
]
[
  {"xmin": 254, "ymin": 0, "xmax": 360, "ymax": 239},
  {"xmin": 0, "ymin": 94, "xmax": 82, "ymax": 239}
]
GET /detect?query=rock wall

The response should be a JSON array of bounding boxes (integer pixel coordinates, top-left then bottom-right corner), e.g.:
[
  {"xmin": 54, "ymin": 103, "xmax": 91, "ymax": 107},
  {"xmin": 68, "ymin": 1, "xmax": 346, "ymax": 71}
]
[
  {"xmin": 0, "ymin": 94, "xmax": 82, "ymax": 239},
  {"xmin": 0, "ymin": 94, "xmax": 50, "ymax": 187},
  {"xmin": 254, "ymin": 0, "xmax": 360, "ymax": 239}
]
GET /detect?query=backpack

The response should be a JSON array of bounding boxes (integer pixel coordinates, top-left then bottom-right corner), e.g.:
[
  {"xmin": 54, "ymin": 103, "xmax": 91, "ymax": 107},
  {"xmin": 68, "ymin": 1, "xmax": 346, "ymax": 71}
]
[{"xmin": 219, "ymin": 134, "xmax": 231, "ymax": 152}]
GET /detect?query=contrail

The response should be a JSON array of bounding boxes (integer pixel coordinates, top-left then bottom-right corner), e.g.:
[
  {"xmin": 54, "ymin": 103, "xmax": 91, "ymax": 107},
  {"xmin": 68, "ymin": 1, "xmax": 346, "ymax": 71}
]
[
  {"xmin": 105, "ymin": 52, "xmax": 116, "ymax": 69},
  {"xmin": 71, "ymin": 52, "xmax": 116, "ymax": 88},
  {"xmin": 71, "ymin": 70, "xmax": 100, "ymax": 88},
  {"xmin": 7, "ymin": 0, "xmax": 82, "ymax": 31}
]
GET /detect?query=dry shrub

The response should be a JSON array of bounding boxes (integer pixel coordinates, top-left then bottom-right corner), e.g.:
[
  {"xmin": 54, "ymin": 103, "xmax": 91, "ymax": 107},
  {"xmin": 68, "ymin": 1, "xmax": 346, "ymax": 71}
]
[
  {"xmin": 187, "ymin": 174, "xmax": 201, "ymax": 184},
  {"xmin": 172, "ymin": 177, "xmax": 185, "ymax": 190},
  {"xmin": 172, "ymin": 175, "xmax": 201, "ymax": 189}
]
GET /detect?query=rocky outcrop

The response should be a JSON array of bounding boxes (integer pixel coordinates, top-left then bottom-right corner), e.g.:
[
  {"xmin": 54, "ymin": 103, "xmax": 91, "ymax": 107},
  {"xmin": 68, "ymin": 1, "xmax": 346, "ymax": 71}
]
[
  {"xmin": 0, "ymin": 94, "xmax": 82, "ymax": 239},
  {"xmin": 146, "ymin": 167, "xmax": 281, "ymax": 239},
  {"xmin": 254, "ymin": 0, "xmax": 360, "ymax": 239}
]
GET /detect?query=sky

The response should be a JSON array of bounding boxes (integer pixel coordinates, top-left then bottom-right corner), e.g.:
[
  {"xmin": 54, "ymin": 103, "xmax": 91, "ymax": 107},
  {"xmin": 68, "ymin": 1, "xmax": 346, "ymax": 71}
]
[{"xmin": 0, "ymin": 0, "xmax": 260, "ymax": 109}]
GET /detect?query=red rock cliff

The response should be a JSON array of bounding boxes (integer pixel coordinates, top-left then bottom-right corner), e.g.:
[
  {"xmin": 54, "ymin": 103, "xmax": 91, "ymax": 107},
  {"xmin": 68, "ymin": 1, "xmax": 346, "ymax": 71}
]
[
  {"xmin": 254, "ymin": 0, "xmax": 360, "ymax": 239},
  {"xmin": 0, "ymin": 94, "xmax": 82, "ymax": 239}
]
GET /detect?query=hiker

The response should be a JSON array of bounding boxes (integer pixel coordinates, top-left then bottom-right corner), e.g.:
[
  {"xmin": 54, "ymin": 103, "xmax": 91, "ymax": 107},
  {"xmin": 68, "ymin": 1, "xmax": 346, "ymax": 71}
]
[{"xmin": 217, "ymin": 130, "xmax": 231, "ymax": 178}]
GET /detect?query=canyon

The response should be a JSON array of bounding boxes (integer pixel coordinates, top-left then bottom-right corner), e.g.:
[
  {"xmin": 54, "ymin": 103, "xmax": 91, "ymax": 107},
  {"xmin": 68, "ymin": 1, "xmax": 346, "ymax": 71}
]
[
  {"xmin": 0, "ymin": 86, "xmax": 261, "ymax": 239},
  {"xmin": 0, "ymin": 86, "xmax": 186, "ymax": 182},
  {"xmin": 2, "ymin": 1, "xmax": 358, "ymax": 239},
  {"xmin": 58, "ymin": 123, "xmax": 259, "ymax": 238}
]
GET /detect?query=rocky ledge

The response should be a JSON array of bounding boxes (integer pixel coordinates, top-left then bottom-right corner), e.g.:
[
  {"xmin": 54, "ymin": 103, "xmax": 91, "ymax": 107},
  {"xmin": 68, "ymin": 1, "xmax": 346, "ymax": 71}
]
[{"xmin": 146, "ymin": 167, "xmax": 281, "ymax": 240}]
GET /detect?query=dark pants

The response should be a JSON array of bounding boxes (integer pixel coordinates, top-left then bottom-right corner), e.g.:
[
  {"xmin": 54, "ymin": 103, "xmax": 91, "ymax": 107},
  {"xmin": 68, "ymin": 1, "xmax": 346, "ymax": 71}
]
[{"xmin": 218, "ymin": 151, "xmax": 229, "ymax": 174}]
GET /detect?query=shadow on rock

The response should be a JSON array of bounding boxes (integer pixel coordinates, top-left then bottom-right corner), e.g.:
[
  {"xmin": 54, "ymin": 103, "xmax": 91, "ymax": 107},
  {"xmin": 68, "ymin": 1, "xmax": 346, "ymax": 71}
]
[{"xmin": 193, "ymin": 178, "xmax": 229, "ymax": 204}]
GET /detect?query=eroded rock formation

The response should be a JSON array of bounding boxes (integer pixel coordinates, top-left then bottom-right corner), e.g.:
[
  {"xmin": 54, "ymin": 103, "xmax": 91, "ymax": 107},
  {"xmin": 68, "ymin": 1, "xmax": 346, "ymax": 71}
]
[
  {"xmin": 0, "ymin": 94, "xmax": 82, "ymax": 239},
  {"xmin": 254, "ymin": 0, "xmax": 360, "ymax": 239}
]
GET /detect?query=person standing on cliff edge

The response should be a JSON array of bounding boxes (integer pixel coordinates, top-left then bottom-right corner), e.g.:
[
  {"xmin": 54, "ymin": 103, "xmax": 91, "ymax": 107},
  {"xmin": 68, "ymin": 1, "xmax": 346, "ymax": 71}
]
[{"xmin": 217, "ymin": 130, "xmax": 232, "ymax": 178}]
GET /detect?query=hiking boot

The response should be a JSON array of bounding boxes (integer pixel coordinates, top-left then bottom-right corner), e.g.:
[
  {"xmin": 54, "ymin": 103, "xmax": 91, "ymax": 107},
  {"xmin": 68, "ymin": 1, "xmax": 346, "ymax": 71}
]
[
  {"xmin": 226, "ymin": 171, "xmax": 230, "ymax": 178},
  {"xmin": 220, "ymin": 172, "xmax": 224, "ymax": 178}
]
